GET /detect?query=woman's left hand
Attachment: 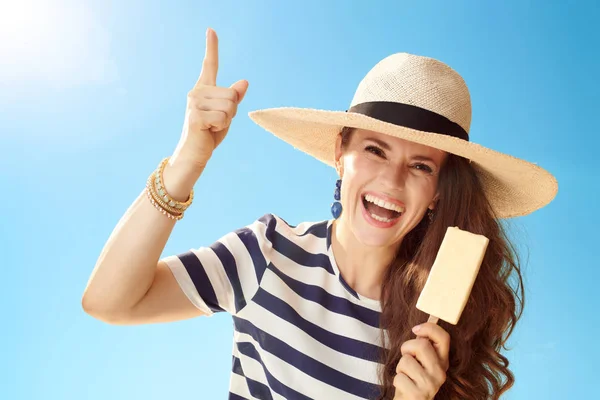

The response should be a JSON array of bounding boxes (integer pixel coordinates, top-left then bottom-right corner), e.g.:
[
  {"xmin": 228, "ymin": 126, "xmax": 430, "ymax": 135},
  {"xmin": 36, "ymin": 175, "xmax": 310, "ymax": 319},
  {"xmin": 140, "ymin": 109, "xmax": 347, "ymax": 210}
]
[{"xmin": 393, "ymin": 322, "xmax": 451, "ymax": 399}]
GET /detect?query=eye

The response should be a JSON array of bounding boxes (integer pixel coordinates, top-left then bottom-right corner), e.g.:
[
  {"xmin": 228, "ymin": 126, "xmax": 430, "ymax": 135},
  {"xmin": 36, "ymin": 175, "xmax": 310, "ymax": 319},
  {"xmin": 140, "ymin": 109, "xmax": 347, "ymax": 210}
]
[
  {"xmin": 365, "ymin": 145, "xmax": 386, "ymax": 158},
  {"xmin": 412, "ymin": 162, "xmax": 434, "ymax": 174}
]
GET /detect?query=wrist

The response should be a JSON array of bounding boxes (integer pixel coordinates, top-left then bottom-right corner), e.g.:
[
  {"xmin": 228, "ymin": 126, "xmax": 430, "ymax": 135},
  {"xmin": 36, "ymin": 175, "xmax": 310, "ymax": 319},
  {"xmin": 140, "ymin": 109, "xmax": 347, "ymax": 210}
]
[{"xmin": 161, "ymin": 157, "xmax": 204, "ymax": 202}]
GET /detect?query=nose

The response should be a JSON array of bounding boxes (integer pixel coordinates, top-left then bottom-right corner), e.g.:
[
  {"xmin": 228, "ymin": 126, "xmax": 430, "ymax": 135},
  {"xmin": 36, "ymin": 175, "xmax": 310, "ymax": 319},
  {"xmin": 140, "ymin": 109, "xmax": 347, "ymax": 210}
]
[{"xmin": 380, "ymin": 163, "xmax": 407, "ymax": 191}]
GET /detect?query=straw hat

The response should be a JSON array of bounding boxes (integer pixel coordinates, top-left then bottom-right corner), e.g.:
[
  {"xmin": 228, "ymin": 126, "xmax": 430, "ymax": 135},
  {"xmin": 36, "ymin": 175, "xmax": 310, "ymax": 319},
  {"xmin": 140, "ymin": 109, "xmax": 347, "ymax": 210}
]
[{"xmin": 248, "ymin": 53, "xmax": 557, "ymax": 218}]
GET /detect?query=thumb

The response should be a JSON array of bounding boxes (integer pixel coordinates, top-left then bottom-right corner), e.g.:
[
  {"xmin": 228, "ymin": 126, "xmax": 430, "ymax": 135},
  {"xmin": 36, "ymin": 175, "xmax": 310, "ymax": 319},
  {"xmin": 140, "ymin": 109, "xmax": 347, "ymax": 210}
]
[{"xmin": 231, "ymin": 79, "xmax": 249, "ymax": 104}]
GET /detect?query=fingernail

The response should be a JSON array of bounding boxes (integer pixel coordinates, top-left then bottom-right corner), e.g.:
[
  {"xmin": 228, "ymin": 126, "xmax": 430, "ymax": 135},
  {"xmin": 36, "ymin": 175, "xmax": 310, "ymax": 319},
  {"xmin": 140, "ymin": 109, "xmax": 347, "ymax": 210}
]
[{"xmin": 412, "ymin": 325, "xmax": 421, "ymax": 333}]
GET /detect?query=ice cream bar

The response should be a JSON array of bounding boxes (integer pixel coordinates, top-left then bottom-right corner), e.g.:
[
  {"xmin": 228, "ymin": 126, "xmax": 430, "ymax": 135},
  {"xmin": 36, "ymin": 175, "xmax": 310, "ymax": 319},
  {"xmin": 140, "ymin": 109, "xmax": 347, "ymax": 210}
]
[{"xmin": 416, "ymin": 226, "xmax": 489, "ymax": 325}]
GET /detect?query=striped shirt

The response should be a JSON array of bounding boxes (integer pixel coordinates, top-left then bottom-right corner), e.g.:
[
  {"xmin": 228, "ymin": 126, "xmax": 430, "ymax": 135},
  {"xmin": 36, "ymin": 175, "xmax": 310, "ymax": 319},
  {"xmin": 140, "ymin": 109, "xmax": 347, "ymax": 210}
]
[{"xmin": 163, "ymin": 214, "xmax": 388, "ymax": 399}]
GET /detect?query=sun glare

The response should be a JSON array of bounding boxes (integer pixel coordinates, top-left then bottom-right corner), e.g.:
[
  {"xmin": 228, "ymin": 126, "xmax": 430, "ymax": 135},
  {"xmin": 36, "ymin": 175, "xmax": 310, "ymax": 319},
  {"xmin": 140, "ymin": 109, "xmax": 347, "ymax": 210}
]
[
  {"xmin": 0, "ymin": 0, "xmax": 116, "ymax": 87},
  {"xmin": 0, "ymin": 1, "xmax": 51, "ymax": 40},
  {"xmin": 0, "ymin": 1, "xmax": 56, "ymax": 64}
]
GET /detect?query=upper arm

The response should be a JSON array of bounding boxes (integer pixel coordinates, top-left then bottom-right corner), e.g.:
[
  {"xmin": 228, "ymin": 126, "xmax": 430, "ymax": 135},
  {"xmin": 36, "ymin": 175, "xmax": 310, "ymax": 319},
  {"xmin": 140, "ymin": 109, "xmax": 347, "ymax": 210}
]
[
  {"xmin": 158, "ymin": 214, "xmax": 275, "ymax": 317},
  {"xmin": 113, "ymin": 261, "xmax": 207, "ymax": 325},
  {"xmin": 111, "ymin": 214, "xmax": 275, "ymax": 325}
]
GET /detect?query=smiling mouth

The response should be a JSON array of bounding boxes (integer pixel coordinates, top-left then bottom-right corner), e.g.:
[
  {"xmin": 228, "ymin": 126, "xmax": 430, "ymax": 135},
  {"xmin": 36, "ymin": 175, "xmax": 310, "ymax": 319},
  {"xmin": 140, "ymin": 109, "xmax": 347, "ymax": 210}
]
[{"xmin": 361, "ymin": 194, "xmax": 404, "ymax": 223}]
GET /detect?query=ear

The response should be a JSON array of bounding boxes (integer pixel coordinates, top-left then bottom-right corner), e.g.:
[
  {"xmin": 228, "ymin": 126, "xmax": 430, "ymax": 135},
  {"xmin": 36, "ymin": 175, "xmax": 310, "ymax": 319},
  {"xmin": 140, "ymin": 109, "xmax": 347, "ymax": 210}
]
[
  {"xmin": 334, "ymin": 134, "xmax": 344, "ymax": 178},
  {"xmin": 428, "ymin": 192, "xmax": 440, "ymax": 210}
]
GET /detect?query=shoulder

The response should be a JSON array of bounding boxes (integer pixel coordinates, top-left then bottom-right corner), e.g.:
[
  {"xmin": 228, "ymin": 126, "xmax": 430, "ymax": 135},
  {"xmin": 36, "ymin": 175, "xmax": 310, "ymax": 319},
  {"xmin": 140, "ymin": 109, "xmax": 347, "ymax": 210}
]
[{"xmin": 250, "ymin": 213, "xmax": 331, "ymax": 242}]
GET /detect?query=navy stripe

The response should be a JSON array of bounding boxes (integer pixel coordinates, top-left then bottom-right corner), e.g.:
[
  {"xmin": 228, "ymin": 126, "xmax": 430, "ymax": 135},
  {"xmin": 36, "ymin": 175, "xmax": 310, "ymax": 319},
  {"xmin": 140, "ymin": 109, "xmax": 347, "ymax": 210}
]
[
  {"xmin": 236, "ymin": 342, "xmax": 313, "ymax": 400},
  {"xmin": 254, "ymin": 288, "xmax": 385, "ymax": 363},
  {"xmin": 178, "ymin": 252, "xmax": 224, "ymax": 313},
  {"xmin": 298, "ymin": 220, "xmax": 329, "ymax": 238},
  {"xmin": 339, "ymin": 275, "xmax": 360, "ymax": 299},
  {"xmin": 234, "ymin": 317, "xmax": 381, "ymax": 399},
  {"xmin": 268, "ymin": 263, "xmax": 381, "ymax": 328},
  {"xmin": 228, "ymin": 393, "xmax": 248, "ymax": 400},
  {"xmin": 210, "ymin": 242, "xmax": 246, "ymax": 313},
  {"xmin": 327, "ymin": 223, "xmax": 333, "ymax": 250},
  {"xmin": 232, "ymin": 356, "xmax": 273, "ymax": 400},
  {"xmin": 262, "ymin": 214, "xmax": 333, "ymax": 273},
  {"xmin": 272, "ymin": 231, "xmax": 334, "ymax": 273},
  {"xmin": 258, "ymin": 213, "xmax": 278, "ymax": 240},
  {"xmin": 233, "ymin": 356, "xmax": 273, "ymax": 400},
  {"xmin": 235, "ymin": 227, "xmax": 268, "ymax": 285},
  {"xmin": 232, "ymin": 355, "xmax": 244, "ymax": 375},
  {"xmin": 246, "ymin": 376, "xmax": 273, "ymax": 400}
]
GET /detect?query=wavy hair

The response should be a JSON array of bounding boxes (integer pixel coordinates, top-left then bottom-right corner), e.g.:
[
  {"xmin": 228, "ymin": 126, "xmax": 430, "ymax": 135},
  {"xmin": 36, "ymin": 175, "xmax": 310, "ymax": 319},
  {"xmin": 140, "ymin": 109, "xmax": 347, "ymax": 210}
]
[{"xmin": 340, "ymin": 127, "xmax": 524, "ymax": 399}]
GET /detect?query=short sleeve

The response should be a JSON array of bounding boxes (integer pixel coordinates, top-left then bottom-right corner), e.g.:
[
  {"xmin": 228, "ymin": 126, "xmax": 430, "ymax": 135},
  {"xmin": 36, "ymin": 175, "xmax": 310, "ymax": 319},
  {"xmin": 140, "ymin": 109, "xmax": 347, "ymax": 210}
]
[{"xmin": 161, "ymin": 214, "xmax": 276, "ymax": 316}]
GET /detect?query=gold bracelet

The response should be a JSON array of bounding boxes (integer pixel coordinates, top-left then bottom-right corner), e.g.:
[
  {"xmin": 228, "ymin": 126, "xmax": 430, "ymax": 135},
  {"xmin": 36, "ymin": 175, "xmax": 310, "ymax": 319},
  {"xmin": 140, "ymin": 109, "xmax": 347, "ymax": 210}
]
[
  {"xmin": 154, "ymin": 157, "xmax": 194, "ymax": 212},
  {"xmin": 145, "ymin": 187, "xmax": 183, "ymax": 220},
  {"xmin": 146, "ymin": 174, "xmax": 184, "ymax": 216}
]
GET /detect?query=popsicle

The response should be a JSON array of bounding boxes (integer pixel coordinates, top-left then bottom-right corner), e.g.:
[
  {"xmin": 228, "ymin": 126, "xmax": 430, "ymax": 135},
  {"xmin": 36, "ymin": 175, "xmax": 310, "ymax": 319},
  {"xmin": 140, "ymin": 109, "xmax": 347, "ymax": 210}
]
[{"xmin": 416, "ymin": 226, "xmax": 489, "ymax": 325}]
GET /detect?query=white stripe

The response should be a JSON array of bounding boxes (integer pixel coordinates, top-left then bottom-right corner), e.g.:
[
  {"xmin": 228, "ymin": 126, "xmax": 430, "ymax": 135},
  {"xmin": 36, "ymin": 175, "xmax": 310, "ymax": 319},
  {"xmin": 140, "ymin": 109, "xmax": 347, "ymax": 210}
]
[
  {"xmin": 161, "ymin": 255, "xmax": 214, "ymax": 316},
  {"xmin": 271, "ymin": 220, "xmax": 326, "ymax": 255},
  {"xmin": 271, "ymin": 217, "xmax": 381, "ymax": 312},
  {"xmin": 219, "ymin": 232, "xmax": 260, "ymax": 311},
  {"xmin": 235, "ymin": 331, "xmax": 368, "ymax": 400},
  {"xmin": 269, "ymin": 249, "xmax": 381, "ymax": 312},
  {"xmin": 275, "ymin": 217, "xmax": 323, "ymax": 236},
  {"xmin": 229, "ymin": 371, "xmax": 253, "ymax": 399},
  {"xmin": 259, "ymin": 268, "xmax": 384, "ymax": 349},
  {"xmin": 164, "ymin": 214, "xmax": 388, "ymax": 398},
  {"xmin": 190, "ymin": 246, "xmax": 235, "ymax": 313},
  {"xmin": 242, "ymin": 294, "xmax": 382, "ymax": 384},
  {"xmin": 268, "ymin": 225, "xmax": 381, "ymax": 312},
  {"xmin": 232, "ymin": 331, "xmax": 269, "ymax": 391},
  {"xmin": 232, "ymin": 332, "xmax": 287, "ymax": 400}
]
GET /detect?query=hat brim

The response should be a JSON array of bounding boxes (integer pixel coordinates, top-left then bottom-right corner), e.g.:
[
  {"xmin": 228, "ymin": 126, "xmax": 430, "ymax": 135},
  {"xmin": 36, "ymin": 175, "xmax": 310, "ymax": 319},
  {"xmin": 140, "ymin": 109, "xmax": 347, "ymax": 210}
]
[{"xmin": 248, "ymin": 107, "xmax": 558, "ymax": 218}]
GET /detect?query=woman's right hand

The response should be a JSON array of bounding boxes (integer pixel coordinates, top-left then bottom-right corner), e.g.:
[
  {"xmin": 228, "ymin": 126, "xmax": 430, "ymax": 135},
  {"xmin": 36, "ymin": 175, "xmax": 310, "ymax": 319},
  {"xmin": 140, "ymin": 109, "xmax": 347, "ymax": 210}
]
[{"xmin": 171, "ymin": 27, "xmax": 249, "ymax": 170}]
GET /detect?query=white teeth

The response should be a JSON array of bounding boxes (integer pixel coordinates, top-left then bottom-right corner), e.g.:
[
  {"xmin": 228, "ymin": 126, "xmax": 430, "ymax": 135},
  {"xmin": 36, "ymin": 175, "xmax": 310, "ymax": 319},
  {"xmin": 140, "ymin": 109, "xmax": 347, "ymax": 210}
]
[
  {"xmin": 369, "ymin": 212, "xmax": 394, "ymax": 223},
  {"xmin": 364, "ymin": 194, "xmax": 405, "ymax": 213}
]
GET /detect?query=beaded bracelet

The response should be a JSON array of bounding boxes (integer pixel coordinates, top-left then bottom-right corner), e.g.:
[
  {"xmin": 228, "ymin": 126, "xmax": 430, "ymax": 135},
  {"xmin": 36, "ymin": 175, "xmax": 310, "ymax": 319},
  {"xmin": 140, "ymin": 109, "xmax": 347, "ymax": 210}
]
[
  {"xmin": 145, "ymin": 186, "xmax": 183, "ymax": 220},
  {"xmin": 153, "ymin": 157, "xmax": 194, "ymax": 212},
  {"xmin": 146, "ymin": 174, "xmax": 183, "ymax": 217},
  {"xmin": 144, "ymin": 157, "xmax": 195, "ymax": 221}
]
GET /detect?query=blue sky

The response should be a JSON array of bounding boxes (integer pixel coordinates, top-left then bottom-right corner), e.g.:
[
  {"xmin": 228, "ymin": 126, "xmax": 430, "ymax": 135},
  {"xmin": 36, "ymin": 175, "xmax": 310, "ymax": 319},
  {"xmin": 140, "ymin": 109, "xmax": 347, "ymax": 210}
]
[{"xmin": 1, "ymin": 0, "xmax": 597, "ymax": 398}]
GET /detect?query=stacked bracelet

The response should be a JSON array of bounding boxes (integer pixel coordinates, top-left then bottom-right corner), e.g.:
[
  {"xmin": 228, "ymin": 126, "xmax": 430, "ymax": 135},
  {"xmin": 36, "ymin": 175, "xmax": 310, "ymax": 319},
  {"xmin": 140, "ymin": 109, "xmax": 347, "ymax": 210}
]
[
  {"xmin": 145, "ymin": 157, "xmax": 194, "ymax": 220},
  {"xmin": 145, "ymin": 186, "xmax": 183, "ymax": 220}
]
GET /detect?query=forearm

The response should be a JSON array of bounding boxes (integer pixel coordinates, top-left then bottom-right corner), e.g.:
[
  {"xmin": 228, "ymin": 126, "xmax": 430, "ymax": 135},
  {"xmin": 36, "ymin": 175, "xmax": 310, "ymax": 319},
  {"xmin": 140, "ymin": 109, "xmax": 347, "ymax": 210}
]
[{"xmin": 81, "ymin": 160, "xmax": 204, "ymax": 319}]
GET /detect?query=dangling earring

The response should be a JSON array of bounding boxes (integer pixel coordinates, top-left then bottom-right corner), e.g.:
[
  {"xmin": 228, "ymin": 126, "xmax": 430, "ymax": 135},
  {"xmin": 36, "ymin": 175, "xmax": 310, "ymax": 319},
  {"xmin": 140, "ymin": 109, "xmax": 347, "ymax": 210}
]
[
  {"xmin": 331, "ymin": 179, "xmax": 343, "ymax": 219},
  {"xmin": 427, "ymin": 208, "xmax": 435, "ymax": 223}
]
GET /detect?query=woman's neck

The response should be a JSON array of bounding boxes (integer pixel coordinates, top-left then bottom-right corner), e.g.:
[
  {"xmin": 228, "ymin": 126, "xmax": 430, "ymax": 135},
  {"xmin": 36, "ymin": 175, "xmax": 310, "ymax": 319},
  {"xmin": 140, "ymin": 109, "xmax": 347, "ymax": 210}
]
[{"xmin": 330, "ymin": 218, "xmax": 399, "ymax": 301}]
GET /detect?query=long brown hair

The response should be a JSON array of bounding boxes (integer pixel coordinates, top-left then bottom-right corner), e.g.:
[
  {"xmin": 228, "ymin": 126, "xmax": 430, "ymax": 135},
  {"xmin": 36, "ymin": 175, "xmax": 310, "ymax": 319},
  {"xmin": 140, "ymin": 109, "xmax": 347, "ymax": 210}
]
[{"xmin": 340, "ymin": 127, "xmax": 524, "ymax": 399}]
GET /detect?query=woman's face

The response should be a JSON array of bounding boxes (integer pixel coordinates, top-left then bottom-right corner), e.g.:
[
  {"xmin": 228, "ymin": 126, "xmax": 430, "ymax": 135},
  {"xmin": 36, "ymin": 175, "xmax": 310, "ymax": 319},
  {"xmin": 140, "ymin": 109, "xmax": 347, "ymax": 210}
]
[{"xmin": 335, "ymin": 128, "xmax": 447, "ymax": 249}]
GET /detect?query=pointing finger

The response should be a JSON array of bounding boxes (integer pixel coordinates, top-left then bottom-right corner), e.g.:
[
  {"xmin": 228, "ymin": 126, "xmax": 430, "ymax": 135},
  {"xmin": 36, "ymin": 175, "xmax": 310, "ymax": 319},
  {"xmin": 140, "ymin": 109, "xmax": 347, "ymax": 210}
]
[{"xmin": 196, "ymin": 27, "xmax": 219, "ymax": 87}]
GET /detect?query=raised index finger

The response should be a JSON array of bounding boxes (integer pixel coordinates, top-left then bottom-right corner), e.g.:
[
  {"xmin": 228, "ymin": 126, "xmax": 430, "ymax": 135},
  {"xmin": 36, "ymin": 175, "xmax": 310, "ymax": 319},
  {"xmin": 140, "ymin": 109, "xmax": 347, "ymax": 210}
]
[{"xmin": 195, "ymin": 28, "xmax": 219, "ymax": 87}]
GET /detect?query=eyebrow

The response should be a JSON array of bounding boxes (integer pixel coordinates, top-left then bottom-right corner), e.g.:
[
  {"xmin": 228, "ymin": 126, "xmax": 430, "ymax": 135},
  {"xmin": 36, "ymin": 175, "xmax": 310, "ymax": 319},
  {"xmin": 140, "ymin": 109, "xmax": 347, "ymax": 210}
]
[
  {"xmin": 412, "ymin": 155, "xmax": 438, "ymax": 165},
  {"xmin": 364, "ymin": 137, "xmax": 440, "ymax": 166},
  {"xmin": 364, "ymin": 137, "xmax": 392, "ymax": 151}
]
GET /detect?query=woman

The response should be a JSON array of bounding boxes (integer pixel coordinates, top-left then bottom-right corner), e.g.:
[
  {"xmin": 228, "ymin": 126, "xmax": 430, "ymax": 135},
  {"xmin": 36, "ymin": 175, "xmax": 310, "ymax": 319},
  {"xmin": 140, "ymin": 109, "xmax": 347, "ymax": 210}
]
[{"xmin": 82, "ymin": 28, "xmax": 557, "ymax": 399}]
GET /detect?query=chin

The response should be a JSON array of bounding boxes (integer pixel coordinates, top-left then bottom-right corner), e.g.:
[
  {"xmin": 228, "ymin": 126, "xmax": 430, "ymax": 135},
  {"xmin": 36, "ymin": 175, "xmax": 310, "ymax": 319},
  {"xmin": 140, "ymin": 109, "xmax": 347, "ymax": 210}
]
[
  {"xmin": 358, "ymin": 235, "xmax": 400, "ymax": 249},
  {"xmin": 352, "ymin": 220, "xmax": 406, "ymax": 249}
]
